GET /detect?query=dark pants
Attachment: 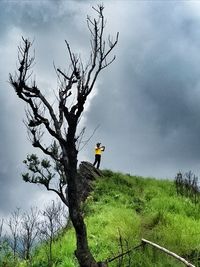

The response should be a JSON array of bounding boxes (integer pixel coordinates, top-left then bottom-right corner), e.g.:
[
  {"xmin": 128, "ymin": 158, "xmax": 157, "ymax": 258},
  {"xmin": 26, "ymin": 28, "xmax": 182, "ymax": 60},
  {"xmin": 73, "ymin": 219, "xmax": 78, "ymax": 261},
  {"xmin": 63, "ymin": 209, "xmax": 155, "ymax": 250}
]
[{"xmin": 93, "ymin": 154, "xmax": 101, "ymax": 169}]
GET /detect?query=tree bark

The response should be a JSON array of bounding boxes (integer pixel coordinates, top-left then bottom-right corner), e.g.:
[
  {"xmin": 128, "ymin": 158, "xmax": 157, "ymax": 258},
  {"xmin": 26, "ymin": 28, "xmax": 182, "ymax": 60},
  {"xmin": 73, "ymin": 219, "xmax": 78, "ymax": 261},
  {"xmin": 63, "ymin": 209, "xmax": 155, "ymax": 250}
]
[{"xmin": 63, "ymin": 123, "xmax": 99, "ymax": 267}]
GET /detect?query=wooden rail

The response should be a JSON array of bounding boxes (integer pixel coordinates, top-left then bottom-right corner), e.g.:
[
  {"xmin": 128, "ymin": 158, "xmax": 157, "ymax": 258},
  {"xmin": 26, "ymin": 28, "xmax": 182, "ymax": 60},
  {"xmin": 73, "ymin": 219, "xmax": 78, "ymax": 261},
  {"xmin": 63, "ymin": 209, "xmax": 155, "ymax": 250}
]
[{"xmin": 142, "ymin": 238, "xmax": 196, "ymax": 267}]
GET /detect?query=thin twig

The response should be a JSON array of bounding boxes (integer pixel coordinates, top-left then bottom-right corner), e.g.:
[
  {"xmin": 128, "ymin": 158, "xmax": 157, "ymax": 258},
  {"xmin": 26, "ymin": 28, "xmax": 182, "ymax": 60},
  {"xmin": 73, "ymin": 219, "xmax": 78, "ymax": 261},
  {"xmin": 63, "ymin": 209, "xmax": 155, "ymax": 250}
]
[{"xmin": 106, "ymin": 243, "xmax": 143, "ymax": 263}]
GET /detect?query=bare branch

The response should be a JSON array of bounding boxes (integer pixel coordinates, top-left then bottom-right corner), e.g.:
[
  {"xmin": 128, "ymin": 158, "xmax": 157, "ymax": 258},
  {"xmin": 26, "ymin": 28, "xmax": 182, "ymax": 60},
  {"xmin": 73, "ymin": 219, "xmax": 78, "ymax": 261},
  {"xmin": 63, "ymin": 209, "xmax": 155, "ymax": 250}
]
[
  {"xmin": 78, "ymin": 124, "xmax": 100, "ymax": 152},
  {"xmin": 57, "ymin": 68, "xmax": 70, "ymax": 80},
  {"xmin": 142, "ymin": 239, "xmax": 195, "ymax": 267}
]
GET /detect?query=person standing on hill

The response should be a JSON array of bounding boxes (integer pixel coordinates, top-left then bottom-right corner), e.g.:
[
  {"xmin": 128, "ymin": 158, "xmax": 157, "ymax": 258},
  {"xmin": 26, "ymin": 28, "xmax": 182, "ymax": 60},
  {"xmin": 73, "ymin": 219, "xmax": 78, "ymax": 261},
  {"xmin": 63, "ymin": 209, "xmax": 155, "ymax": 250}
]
[{"xmin": 93, "ymin": 142, "xmax": 105, "ymax": 169}]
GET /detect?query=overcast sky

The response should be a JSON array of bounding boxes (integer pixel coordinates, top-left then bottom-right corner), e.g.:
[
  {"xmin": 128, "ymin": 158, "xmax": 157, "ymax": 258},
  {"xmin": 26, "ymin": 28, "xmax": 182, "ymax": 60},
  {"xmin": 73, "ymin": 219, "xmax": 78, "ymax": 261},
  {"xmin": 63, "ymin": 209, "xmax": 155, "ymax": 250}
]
[{"xmin": 1, "ymin": 0, "xmax": 200, "ymax": 217}]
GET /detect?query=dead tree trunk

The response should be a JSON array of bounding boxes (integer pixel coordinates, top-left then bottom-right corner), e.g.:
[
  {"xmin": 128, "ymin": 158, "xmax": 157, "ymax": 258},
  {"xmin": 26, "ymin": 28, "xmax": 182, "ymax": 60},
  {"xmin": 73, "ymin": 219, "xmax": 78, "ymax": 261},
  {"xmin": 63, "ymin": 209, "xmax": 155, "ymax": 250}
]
[{"xmin": 64, "ymin": 131, "xmax": 98, "ymax": 266}]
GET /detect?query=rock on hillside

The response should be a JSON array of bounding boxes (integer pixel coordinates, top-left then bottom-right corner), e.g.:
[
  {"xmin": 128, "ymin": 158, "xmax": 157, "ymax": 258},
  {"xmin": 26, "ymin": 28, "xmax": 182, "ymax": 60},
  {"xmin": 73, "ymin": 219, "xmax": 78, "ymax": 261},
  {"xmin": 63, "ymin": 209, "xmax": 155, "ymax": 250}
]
[{"xmin": 78, "ymin": 161, "xmax": 103, "ymax": 202}]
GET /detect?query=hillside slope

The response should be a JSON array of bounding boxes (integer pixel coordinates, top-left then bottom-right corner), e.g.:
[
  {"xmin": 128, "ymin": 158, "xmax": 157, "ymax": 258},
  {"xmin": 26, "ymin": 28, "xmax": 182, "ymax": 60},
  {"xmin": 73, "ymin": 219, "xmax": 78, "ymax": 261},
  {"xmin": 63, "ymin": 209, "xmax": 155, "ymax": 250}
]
[{"xmin": 20, "ymin": 170, "xmax": 200, "ymax": 267}]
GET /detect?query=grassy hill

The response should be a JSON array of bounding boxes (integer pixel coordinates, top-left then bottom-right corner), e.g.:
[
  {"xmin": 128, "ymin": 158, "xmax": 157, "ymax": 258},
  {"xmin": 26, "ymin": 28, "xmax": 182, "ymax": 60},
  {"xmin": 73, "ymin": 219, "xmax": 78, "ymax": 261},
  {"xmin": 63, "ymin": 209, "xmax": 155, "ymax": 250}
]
[{"xmin": 13, "ymin": 171, "xmax": 200, "ymax": 266}]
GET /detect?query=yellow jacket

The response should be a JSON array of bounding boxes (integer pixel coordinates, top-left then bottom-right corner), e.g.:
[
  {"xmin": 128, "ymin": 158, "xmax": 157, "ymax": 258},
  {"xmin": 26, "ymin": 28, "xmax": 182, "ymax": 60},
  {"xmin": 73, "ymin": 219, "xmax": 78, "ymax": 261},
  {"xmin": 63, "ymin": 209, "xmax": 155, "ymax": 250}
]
[{"xmin": 95, "ymin": 146, "xmax": 104, "ymax": 155}]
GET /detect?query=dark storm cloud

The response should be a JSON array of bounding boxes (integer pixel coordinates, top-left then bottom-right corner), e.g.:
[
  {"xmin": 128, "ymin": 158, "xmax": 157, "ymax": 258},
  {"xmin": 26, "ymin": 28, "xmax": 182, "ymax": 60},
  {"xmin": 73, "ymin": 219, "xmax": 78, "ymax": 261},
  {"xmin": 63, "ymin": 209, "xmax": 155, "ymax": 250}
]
[{"xmin": 83, "ymin": 2, "xmax": 200, "ymax": 178}]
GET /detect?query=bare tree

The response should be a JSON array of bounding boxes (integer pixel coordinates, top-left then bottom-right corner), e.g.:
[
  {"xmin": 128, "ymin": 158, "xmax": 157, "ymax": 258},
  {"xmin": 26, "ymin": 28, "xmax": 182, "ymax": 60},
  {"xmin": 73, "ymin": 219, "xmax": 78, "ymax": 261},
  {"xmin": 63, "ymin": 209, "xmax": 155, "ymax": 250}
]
[
  {"xmin": 175, "ymin": 171, "xmax": 200, "ymax": 204},
  {"xmin": 7, "ymin": 208, "xmax": 21, "ymax": 260},
  {"xmin": 0, "ymin": 218, "xmax": 4, "ymax": 253},
  {"xmin": 0, "ymin": 219, "xmax": 3, "ymax": 240},
  {"xmin": 39, "ymin": 200, "xmax": 67, "ymax": 266},
  {"xmin": 19, "ymin": 207, "xmax": 40, "ymax": 260},
  {"xmin": 9, "ymin": 5, "xmax": 118, "ymax": 266}
]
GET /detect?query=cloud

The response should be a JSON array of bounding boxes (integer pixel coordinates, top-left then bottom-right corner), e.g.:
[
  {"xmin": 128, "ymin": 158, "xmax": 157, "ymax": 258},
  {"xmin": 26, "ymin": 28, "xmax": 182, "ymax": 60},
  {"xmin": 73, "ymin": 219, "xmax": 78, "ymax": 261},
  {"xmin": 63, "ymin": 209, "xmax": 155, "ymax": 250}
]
[{"xmin": 82, "ymin": 2, "xmax": 200, "ymax": 177}]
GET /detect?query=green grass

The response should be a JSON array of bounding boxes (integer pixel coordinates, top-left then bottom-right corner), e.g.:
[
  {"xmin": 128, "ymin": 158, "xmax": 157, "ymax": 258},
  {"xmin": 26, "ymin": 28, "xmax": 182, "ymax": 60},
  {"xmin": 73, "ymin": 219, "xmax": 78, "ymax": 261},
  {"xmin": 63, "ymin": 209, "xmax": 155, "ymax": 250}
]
[{"xmin": 4, "ymin": 170, "xmax": 200, "ymax": 266}]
